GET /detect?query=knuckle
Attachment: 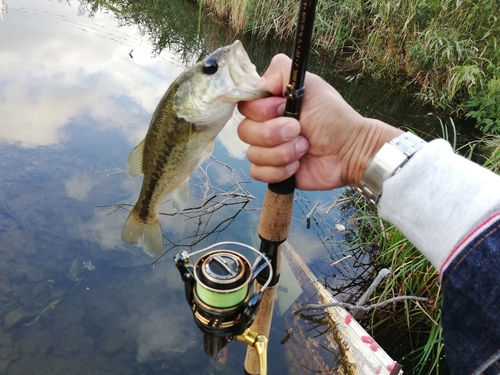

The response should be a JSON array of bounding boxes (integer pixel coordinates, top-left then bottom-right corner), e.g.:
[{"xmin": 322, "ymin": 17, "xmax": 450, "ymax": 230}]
[
  {"xmin": 246, "ymin": 146, "xmax": 259, "ymax": 163},
  {"xmin": 279, "ymin": 152, "xmax": 292, "ymax": 165},
  {"xmin": 237, "ymin": 120, "xmax": 248, "ymax": 141},
  {"xmin": 277, "ymin": 144, "xmax": 295, "ymax": 165},
  {"xmin": 246, "ymin": 143, "xmax": 296, "ymax": 168}
]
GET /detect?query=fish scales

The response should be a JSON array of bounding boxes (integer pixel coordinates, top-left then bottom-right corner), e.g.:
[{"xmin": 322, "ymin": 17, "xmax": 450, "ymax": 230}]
[
  {"xmin": 121, "ymin": 41, "xmax": 269, "ymax": 256},
  {"xmin": 137, "ymin": 85, "xmax": 195, "ymax": 221},
  {"xmin": 135, "ymin": 88, "xmax": 212, "ymax": 224}
]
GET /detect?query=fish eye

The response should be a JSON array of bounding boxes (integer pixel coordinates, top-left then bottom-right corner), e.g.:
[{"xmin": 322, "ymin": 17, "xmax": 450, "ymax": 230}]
[{"xmin": 203, "ymin": 59, "xmax": 218, "ymax": 75}]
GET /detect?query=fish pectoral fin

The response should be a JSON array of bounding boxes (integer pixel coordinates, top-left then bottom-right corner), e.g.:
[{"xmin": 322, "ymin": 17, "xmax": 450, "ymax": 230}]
[
  {"xmin": 127, "ymin": 139, "xmax": 145, "ymax": 177},
  {"xmin": 121, "ymin": 209, "xmax": 163, "ymax": 257},
  {"xmin": 171, "ymin": 178, "xmax": 189, "ymax": 213}
]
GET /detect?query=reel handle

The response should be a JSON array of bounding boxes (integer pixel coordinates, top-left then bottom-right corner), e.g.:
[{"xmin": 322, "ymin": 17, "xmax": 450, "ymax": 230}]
[
  {"xmin": 243, "ymin": 283, "xmax": 278, "ymax": 375},
  {"xmin": 236, "ymin": 328, "xmax": 268, "ymax": 375}
]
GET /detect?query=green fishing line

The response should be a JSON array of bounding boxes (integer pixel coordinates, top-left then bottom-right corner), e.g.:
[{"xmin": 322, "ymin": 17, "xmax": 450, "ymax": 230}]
[{"xmin": 196, "ymin": 283, "xmax": 248, "ymax": 308}]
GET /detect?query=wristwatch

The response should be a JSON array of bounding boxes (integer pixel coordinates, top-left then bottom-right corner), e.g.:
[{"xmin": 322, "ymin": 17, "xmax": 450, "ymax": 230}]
[{"xmin": 358, "ymin": 132, "xmax": 427, "ymax": 204}]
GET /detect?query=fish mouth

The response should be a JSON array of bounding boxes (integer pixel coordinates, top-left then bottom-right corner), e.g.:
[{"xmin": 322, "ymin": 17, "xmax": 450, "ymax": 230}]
[{"xmin": 227, "ymin": 40, "xmax": 263, "ymax": 94}]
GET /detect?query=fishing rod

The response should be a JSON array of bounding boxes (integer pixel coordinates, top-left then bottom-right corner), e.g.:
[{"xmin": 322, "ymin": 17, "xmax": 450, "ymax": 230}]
[
  {"xmin": 173, "ymin": 1, "xmax": 318, "ymax": 373},
  {"xmin": 243, "ymin": 0, "xmax": 318, "ymax": 374}
]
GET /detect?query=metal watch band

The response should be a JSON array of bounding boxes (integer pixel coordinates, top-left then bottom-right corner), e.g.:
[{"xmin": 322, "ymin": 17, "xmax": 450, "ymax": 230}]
[{"xmin": 358, "ymin": 132, "xmax": 427, "ymax": 204}]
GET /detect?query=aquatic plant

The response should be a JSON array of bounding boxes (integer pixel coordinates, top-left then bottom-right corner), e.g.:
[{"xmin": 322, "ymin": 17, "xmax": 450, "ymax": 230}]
[{"xmin": 482, "ymin": 136, "xmax": 500, "ymax": 173}]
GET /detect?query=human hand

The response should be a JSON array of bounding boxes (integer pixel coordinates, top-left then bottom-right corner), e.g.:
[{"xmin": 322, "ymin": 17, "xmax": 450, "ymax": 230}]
[{"xmin": 237, "ymin": 54, "xmax": 403, "ymax": 190}]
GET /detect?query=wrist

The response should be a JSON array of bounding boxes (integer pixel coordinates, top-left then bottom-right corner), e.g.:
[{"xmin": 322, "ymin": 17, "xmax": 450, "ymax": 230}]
[{"xmin": 348, "ymin": 118, "xmax": 404, "ymax": 187}]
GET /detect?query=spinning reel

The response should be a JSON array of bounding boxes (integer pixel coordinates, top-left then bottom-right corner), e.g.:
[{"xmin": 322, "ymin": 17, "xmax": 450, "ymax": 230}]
[{"xmin": 174, "ymin": 242, "xmax": 272, "ymax": 373}]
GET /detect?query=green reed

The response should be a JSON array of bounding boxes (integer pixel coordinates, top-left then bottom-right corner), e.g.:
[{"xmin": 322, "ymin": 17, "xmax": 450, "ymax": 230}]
[
  {"xmin": 483, "ymin": 136, "xmax": 500, "ymax": 173},
  {"xmin": 201, "ymin": 0, "xmax": 500, "ymax": 133},
  {"xmin": 350, "ymin": 198, "xmax": 444, "ymax": 374}
]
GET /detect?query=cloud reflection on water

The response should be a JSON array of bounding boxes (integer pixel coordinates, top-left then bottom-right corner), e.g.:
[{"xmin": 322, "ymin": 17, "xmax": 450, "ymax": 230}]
[
  {"xmin": 0, "ymin": 1, "xmax": 182, "ymax": 148},
  {"xmin": 0, "ymin": 0, "xmax": 253, "ymax": 259},
  {"xmin": 0, "ymin": 0, "xmax": 250, "ymax": 162},
  {"xmin": 65, "ymin": 173, "xmax": 94, "ymax": 201}
]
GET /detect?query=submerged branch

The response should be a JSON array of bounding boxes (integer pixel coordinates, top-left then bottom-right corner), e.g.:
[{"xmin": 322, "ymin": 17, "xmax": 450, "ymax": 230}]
[{"xmin": 294, "ymin": 296, "xmax": 430, "ymax": 314}]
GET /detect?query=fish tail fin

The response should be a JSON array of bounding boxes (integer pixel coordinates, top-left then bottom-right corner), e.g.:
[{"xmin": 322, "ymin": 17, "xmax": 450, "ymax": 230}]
[{"xmin": 121, "ymin": 209, "xmax": 163, "ymax": 257}]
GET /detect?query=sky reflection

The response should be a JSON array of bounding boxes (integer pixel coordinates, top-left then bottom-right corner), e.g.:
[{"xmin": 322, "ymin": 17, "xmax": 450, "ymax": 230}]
[
  {"xmin": 0, "ymin": 1, "xmax": 362, "ymax": 373},
  {"xmin": 1, "ymin": 1, "xmax": 184, "ymax": 148},
  {"xmin": 0, "ymin": 0, "xmax": 351, "ymax": 275}
]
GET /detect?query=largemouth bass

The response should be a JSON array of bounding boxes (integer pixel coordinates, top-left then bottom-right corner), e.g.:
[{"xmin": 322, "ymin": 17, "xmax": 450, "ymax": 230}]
[{"xmin": 121, "ymin": 40, "xmax": 269, "ymax": 256}]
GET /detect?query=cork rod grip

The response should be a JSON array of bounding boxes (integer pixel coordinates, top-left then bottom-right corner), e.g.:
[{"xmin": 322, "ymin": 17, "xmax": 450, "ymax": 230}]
[{"xmin": 258, "ymin": 189, "xmax": 294, "ymax": 242}]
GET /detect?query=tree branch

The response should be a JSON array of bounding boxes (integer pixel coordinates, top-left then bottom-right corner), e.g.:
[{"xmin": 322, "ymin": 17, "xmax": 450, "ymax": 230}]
[{"xmin": 294, "ymin": 296, "xmax": 430, "ymax": 314}]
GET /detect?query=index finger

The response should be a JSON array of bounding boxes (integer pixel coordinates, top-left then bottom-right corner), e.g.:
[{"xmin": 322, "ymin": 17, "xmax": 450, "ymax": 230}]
[{"xmin": 238, "ymin": 96, "xmax": 286, "ymax": 122}]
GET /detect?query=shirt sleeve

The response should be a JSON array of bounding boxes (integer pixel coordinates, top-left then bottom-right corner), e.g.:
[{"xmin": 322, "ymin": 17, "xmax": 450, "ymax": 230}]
[
  {"xmin": 440, "ymin": 213, "xmax": 500, "ymax": 375},
  {"xmin": 377, "ymin": 139, "xmax": 500, "ymax": 374},
  {"xmin": 377, "ymin": 138, "xmax": 500, "ymax": 275}
]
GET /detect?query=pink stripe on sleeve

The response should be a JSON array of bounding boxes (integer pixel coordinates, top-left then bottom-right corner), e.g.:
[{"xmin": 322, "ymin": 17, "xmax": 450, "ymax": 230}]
[{"xmin": 440, "ymin": 212, "xmax": 500, "ymax": 276}]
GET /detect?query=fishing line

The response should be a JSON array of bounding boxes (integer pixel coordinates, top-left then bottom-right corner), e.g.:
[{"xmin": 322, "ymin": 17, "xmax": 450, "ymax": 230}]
[{"xmin": 7, "ymin": 6, "xmax": 174, "ymax": 64}]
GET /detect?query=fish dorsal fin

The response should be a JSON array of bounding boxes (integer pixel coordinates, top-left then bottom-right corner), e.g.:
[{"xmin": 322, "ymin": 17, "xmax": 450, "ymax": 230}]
[
  {"xmin": 127, "ymin": 139, "xmax": 145, "ymax": 177},
  {"xmin": 171, "ymin": 178, "xmax": 189, "ymax": 213}
]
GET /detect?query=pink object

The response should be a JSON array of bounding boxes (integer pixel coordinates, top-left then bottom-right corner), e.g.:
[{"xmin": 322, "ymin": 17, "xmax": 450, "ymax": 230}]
[
  {"xmin": 361, "ymin": 336, "xmax": 375, "ymax": 344},
  {"xmin": 387, "ymin": 361, "xmax": 397, "ymax": 371},
  {"xmin": 375, "ymin": 364, "xmax": 382, "ymax": 374},
  {"xmin": 344, "ymin": 314, "xmax": 352, "ymax": 325},
  {"xmin": 370, "ymin": 343, "xmax": 379, "ymax": 352}
]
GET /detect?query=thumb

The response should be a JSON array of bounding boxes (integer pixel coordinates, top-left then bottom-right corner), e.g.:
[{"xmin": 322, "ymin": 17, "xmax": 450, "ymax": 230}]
[{"xmin": 258, "ymin": 54, "xmax": 292, "ymax": 96}]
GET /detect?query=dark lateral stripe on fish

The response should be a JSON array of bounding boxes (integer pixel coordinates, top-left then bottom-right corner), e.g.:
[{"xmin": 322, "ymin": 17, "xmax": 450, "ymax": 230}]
[
  {"xmin": 137, "ymin": 123, "xmax": 193, "ymax": 222},
  {"xmin": 137, "ymin": 160, "xmax": 171, "ymax": 223}
]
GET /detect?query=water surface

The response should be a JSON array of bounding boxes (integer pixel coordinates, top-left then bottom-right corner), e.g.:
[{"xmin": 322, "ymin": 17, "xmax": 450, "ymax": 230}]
[{"xmin": 0, "ymin": 1, "xmax": 448, "ymax": 373}]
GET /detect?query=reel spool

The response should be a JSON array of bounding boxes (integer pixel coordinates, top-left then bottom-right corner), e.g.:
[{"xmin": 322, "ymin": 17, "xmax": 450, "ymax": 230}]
[{"xmin": 174, "ymin": 242, "xmax": 271, "ymax": 366}]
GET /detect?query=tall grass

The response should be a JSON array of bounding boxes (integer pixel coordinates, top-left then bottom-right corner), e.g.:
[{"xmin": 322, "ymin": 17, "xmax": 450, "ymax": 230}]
[
  {"xmin": 200, "ymin": 0, "xmax": 298, "ymax": 39},
  {"xmin": 347, "ymin": 196, "xmax": 444, "ymax": 374},
  {"xmin": 370, "ymin": 222, "xmax": 443, "ymax": 374},
  {"xmin": 483, "ymin": 136, "xmax": 500, "ymax": 173},
  {"xmin": 201, "ymin": 0, "xmax": 500, "ymax": 133}
]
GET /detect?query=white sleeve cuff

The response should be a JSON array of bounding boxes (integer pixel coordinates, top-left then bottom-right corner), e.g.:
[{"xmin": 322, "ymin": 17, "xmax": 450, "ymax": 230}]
[{"xmin": 378, "ymin": 138, "xmax": 500, "ymax": 273}]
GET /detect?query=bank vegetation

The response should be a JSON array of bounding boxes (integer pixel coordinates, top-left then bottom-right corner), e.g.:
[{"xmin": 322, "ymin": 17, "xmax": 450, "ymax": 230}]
[{"xmin": 201, "ymin": 0, "xmax": 500, "ymax": 135}]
